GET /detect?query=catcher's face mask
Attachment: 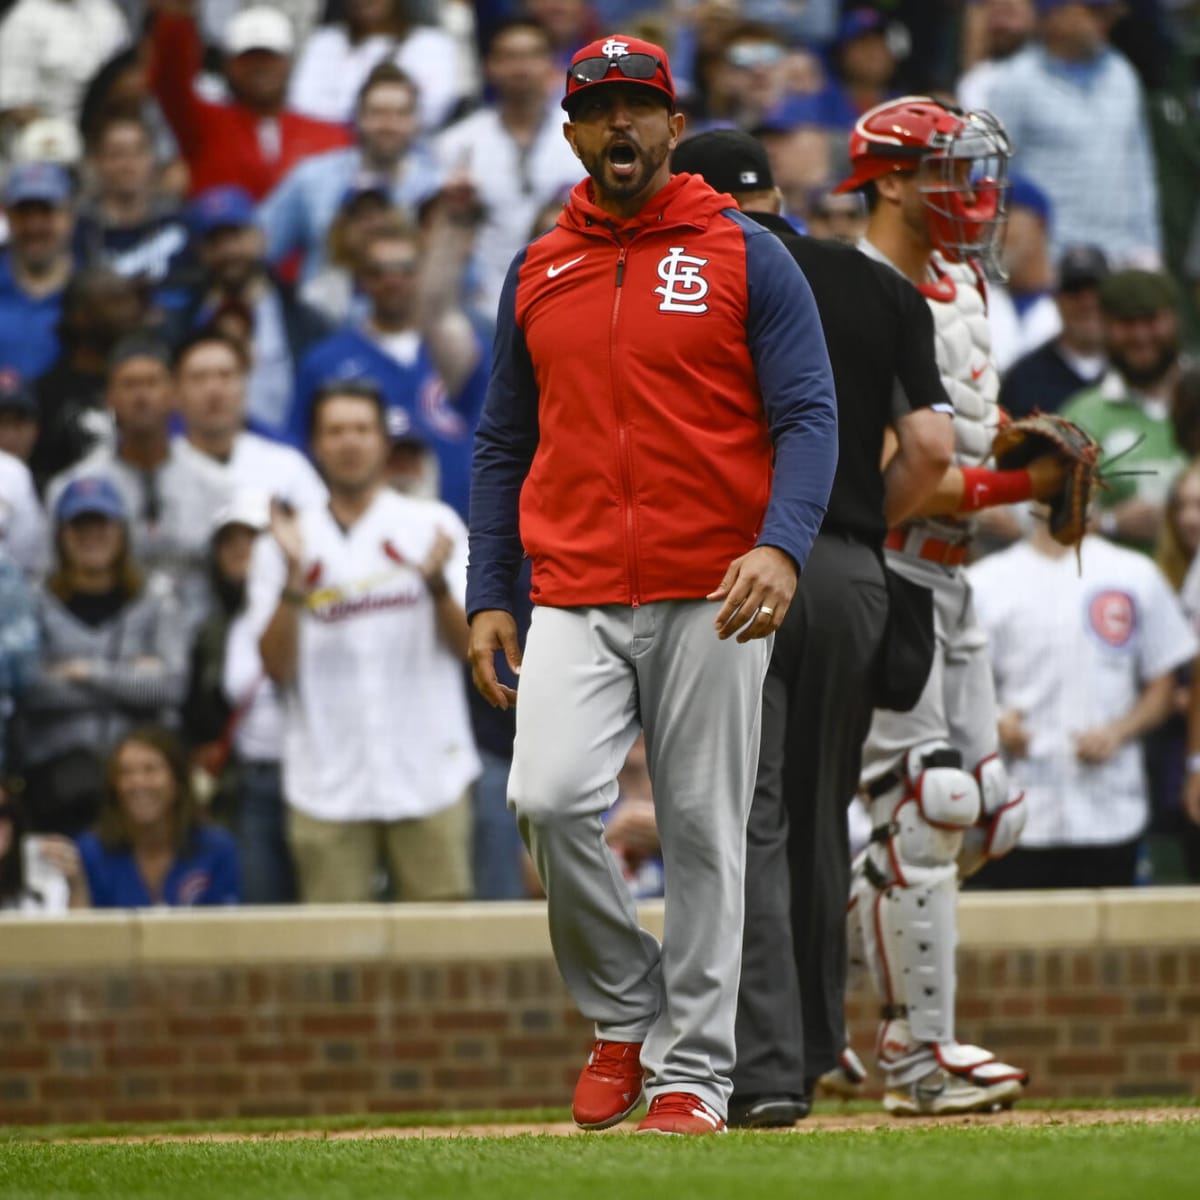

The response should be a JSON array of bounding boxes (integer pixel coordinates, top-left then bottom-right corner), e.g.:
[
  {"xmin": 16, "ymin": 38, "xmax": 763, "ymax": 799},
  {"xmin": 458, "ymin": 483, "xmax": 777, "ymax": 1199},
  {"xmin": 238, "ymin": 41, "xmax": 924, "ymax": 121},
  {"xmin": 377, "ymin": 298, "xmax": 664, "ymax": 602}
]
[{"xmin": 916, "ymin": 110, "xmax": 1011, "ymax": 280}]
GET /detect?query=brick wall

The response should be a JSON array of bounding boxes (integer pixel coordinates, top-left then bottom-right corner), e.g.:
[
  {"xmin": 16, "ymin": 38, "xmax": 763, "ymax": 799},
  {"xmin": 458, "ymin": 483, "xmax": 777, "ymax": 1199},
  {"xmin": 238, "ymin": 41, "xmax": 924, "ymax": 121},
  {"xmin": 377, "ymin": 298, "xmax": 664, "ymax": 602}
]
[{"xmin": 0, "ymin": 895, "xmax": 1196, "ymax": 1125}]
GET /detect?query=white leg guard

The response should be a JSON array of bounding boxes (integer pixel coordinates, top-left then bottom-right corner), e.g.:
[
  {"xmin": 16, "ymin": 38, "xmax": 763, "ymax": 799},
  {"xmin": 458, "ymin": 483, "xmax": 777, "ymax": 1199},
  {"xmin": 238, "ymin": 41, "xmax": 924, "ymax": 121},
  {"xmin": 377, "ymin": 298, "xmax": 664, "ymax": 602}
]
[
  {"xmin": 855, "ymin": 745, "xmax": 1029, "ymax": 1111},
  {"xmin": 958, "ymin": 753, "xmax": 1028, "ymax": 879}
]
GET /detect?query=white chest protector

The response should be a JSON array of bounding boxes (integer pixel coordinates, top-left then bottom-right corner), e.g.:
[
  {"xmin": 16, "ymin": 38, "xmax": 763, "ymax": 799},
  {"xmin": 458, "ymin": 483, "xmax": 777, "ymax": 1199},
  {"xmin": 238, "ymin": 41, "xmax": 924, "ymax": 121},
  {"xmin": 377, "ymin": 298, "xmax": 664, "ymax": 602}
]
[
  {"xmin": 901, "ymin": 254, "xmax": 999, "ymax": 545},
  {"xmin": 924, "ymin": 253, "xmax": 999, "ymax": 467}
]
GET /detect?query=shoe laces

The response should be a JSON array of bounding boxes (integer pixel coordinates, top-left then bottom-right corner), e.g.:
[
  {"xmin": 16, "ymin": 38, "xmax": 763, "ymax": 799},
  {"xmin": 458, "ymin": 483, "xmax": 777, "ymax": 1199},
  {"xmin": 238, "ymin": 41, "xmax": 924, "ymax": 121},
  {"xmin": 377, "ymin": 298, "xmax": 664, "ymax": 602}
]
[
  {"xmin": 646, "ymin": 1092, "xmax": 708, "ymax": 1118},
  {"xmin": 587, "ymin": 1040, "xmax": 640, "ymax": 1077}
]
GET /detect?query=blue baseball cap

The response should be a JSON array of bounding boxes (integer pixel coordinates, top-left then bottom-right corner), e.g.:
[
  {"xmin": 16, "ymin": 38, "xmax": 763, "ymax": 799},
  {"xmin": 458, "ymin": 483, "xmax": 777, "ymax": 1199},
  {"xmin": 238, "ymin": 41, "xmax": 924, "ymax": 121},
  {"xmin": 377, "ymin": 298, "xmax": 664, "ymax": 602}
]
[
  {"xmin": 0, "ymin": 367, "xmax": 35, "ymax": 414},
  {"xmin": 56, "ymin": 476, "xmax": 127, "ymax": 525},
  {"xmin": 836, "ymin": 7, "xmax": 888, "ymax": 45},
  {"xmin": 190, "ymin": 185, "xmax": 256, "ymax": 236},
  {"xmin": 4, "ymin": 161, "xmax": 71, "ymax": 207},
  {"xmin": 753, "ymin": 93, "xmax": 829, "ymax": 134},
  {"xmin": 1008, "ymin": 175, "xmax": 1053, "ymax": 226}
]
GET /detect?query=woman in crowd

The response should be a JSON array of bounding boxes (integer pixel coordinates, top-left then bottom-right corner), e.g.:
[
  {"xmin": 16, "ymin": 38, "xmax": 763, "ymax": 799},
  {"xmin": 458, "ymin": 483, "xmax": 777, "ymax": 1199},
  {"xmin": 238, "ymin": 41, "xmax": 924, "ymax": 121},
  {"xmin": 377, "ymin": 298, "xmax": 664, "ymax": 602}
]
[
  {"xmin": 77, "ymin": 727, "xmax": 241, "ymax": 907},
  {"xmin": 16, "ymin": 477, "xmax": 187, "ymax": 834}
]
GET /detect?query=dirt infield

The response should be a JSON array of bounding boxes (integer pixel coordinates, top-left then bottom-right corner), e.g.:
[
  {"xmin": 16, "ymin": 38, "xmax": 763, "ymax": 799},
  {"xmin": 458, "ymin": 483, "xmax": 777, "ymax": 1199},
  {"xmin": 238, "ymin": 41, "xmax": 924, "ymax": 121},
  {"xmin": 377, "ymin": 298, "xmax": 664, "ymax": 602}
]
[{"xmin": 72, "ymin": 1106, "xmax": 1199, "ymax": 1144}]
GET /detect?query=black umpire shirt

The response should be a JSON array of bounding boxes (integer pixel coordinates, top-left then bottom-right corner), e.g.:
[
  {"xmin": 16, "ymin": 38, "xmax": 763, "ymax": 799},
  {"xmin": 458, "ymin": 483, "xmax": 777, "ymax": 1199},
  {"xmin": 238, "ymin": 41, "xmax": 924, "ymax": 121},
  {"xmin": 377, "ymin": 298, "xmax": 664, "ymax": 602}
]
[{"xmin": 745, "ymin": 212, "xmax": 950, "ymax": 548}]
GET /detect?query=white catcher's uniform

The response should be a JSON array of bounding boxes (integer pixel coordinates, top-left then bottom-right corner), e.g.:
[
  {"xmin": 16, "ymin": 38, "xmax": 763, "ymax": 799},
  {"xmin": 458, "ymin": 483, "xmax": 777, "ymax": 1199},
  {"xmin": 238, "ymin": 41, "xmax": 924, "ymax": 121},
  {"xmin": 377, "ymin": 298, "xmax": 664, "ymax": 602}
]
[{"xmin": 849, "ymin": 246, "xmax": 1027, "ymax": 1106}]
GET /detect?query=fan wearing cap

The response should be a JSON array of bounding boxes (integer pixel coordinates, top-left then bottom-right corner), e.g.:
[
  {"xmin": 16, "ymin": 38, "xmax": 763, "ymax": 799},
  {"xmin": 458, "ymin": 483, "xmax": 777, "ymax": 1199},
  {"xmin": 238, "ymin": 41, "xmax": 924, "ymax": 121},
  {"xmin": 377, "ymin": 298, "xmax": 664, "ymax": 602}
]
[
  {"xmin": 0, "ymin": 0, "xmax": 127, "ymax": 128},
  {"xmin": 259, "ymin": 63, "xmax": 440, "ymax": 286},
  {"xmin": 0, "ymin": 370, "xmax": 39, "ymax": 467},
  {"xmin": 670, "ymin": 127, "xmax": 954, "ymax": 1129},
  {"xmin": 0, "ymin": 163, "xmax": 77, "ymax": 382},
  {"xmin": 147, "ymin": 2, "xmax": 351, "ymax": 200},
  {"xmin": 999, "ymin": 243, "xmax": 1110, "ymax": 419},
  {"xmin": 165, "ymin": 185, "xmax": 332, "ymax": 443},
  {"xmin": 1060, "ymin": 269, "xmax": 1189, "ymax": 551},
  {"xmin": 45, "ymin": 334, "xmax": 234, "ymax": 632},
  {"xmin": 18, "ymin": 475, "xmax": 187, "ymax": 835},
  {"xmin": 467, "ymin": 36, "xmax": 838, "ymax": 1136}
]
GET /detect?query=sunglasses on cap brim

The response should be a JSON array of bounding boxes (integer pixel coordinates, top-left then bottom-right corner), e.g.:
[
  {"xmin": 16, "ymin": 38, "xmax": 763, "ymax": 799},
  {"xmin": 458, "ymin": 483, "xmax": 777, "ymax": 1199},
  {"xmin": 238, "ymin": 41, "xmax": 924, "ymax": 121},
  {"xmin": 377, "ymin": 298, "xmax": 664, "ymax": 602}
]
[{"xmin": 569, "ymin": 53, "xmax": 662, "ymax": 86}]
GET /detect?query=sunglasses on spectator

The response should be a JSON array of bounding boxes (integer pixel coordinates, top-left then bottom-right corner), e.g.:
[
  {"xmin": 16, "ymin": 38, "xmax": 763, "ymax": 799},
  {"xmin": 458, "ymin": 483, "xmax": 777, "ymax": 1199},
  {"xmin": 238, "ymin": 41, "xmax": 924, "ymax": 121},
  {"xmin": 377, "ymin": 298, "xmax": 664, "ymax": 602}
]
[
  {"xmin": 569, "ymin": 53, "xmax": 663, "ymax": 85},
  {"xmin": 726, "ymin": 42, "xmax": 786, "ymax": 69}
]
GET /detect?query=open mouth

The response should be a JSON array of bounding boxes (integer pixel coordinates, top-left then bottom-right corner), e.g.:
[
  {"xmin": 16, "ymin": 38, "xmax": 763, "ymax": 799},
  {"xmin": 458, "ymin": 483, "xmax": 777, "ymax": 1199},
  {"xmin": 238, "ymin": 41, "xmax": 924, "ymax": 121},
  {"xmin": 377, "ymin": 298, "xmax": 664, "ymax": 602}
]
[{"xmin": 608, "ymin": 143, "xmax": 638, "ymax": 178}]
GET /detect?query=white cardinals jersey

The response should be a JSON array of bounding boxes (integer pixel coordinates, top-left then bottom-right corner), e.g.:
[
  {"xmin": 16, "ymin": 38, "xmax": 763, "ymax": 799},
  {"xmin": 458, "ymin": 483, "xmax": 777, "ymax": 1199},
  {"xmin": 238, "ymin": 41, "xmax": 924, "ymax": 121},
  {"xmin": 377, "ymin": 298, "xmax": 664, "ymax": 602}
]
[
  {"xmin": 245, "ymin": 489, "xmax": 481, "ymax": 822},
  {"xmin": 970, "ymin": 534, "xmax": 1196, "ymax": 846}
]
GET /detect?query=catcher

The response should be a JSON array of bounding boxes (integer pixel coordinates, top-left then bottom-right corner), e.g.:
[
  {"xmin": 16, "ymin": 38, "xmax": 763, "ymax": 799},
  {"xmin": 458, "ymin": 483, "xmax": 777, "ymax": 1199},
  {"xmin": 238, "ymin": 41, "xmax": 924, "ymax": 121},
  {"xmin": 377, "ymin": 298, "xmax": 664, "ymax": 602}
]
[{"xmin": 834, "ymin": 97, "xmax": 1099, "ymax": 1117}]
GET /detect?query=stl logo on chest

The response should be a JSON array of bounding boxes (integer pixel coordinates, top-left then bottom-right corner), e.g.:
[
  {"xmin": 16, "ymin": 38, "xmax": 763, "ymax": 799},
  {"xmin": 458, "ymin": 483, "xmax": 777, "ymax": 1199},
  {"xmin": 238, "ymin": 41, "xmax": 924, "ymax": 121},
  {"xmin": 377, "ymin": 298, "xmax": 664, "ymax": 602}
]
[
  {"xmin": 1088, "ymin": 590, "xmax": 1136, "ymax": 649},
  {"xmin": 655, "ymin": 247, "xmax": 710, "ymax": 314}
]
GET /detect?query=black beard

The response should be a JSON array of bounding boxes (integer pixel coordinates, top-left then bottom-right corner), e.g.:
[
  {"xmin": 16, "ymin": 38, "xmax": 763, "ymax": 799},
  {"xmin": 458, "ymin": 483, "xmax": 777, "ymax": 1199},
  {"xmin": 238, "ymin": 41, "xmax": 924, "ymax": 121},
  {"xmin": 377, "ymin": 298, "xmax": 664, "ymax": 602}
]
[
  {"xmin": 1109, "ymin": 342, "xmax": 1179, "ymax": 390},
  {"xmin": 582, "ymin": 141, "xmax": 665, "ymax": 201}
]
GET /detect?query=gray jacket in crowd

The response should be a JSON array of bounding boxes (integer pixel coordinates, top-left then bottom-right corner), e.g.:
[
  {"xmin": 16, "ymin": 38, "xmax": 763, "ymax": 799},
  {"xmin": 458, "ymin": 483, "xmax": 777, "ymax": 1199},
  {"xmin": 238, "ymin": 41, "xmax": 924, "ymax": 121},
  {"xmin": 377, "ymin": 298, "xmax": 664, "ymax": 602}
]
[{"xmin": 19, "ymin": 573, "xmax": 188, "ymax": 769}]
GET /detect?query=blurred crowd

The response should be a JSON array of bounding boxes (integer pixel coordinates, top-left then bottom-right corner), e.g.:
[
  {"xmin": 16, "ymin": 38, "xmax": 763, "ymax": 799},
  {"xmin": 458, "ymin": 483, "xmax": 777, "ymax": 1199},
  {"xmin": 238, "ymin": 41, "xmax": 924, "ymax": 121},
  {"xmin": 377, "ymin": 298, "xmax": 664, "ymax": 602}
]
[{"xmin": 1, "ymin": 0, "xmax": 1199, "ymax": 912}]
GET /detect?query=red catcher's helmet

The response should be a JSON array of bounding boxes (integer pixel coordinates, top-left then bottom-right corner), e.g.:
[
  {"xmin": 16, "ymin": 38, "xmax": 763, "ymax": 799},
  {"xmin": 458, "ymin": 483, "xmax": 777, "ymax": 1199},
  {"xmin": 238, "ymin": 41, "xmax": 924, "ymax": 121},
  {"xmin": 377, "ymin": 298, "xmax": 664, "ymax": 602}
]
[{"xmin": 834, "ymin": 95, "xmax": 1011, "ymax": 277}]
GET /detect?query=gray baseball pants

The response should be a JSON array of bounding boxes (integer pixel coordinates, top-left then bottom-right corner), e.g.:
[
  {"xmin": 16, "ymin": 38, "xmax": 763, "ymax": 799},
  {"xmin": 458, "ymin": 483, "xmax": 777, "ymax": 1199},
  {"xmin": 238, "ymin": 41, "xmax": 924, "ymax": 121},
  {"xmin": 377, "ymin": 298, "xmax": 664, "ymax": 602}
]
[{"xmin": 508, "ymin": 600, "xmax": 771, "ymax": 1116}]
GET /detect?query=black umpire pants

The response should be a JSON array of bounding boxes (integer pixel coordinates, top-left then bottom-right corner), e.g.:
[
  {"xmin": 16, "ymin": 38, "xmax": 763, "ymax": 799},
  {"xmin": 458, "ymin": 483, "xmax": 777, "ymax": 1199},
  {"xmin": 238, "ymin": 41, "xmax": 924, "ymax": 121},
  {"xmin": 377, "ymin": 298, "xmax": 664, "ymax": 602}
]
[{"xmin": 732, "ymin": 533, "xmax": 888, "ymax": 1097}]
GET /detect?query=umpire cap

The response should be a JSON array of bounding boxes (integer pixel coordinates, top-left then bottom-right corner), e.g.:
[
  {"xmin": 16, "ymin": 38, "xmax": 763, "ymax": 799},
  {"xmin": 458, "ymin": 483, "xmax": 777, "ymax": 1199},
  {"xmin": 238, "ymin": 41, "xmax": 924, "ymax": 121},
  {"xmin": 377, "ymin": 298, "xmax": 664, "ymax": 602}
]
[{"xmin": 671, "ymin": 130, "xmax": 775, "ymax": 196}]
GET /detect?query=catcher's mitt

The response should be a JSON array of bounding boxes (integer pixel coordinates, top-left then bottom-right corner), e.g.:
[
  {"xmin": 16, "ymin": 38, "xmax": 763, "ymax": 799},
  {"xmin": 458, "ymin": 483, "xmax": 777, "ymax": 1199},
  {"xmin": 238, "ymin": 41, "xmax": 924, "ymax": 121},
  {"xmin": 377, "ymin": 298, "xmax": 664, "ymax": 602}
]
[{"xmin": 990, "ymin": 413, "xmax": 1101, "ymax": 547}]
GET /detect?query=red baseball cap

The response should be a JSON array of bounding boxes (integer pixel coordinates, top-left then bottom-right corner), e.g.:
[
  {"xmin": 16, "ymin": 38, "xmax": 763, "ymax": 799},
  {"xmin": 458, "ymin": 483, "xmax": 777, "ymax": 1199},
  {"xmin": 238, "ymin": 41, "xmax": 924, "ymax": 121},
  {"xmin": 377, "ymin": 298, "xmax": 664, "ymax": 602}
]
[{"xmin": 562, "ymin": 35, "xmax": 675, "ymax": 114}]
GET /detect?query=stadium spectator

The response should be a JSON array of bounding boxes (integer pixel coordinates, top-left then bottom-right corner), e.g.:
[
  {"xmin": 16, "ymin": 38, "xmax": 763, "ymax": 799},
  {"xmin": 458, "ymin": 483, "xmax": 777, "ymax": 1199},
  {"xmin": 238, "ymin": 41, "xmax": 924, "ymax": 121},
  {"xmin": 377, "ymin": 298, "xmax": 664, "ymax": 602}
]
[
  {"xmin": 249, "ymin": 381, "xmax": 478, "ymax": 903},
  {"xmin": 77, "ymin": 726, "xmax": 241, "ymax": 906},
  {"xmin": 1060, "ymin": 269, "xmax": 1187, "ymax": 551},
  {"xmin": 0, "ymin": 0, "xmax": 128, "ymax": 128},
  {"xmin": 0, "ymin": 443, "xmax": 47, "ymax": 578},
  {"xmin": 147, "ymin": 2, "xmax": 351, "ymax": 200},
  {"xmin": 288, "ymin": 0, "xmax": 466, "ymax": 133},
  {"xmin": 434, "ymin": 18, "xmax": 583, "ymax": 316},
  {"xmin": 999, "ymin": 243, "xmax": 1109, "ymax": 418},
  {"xmin": 295, "ymin": 184, "xmax": 396, "ymax": 326},
  {"xmin": 983, "ymin": 0, "xmax": 1162, "ymax": 263},
  {"xmin": 292, "ymin": 215, "xmax": 487, "ymax": 520},
  {"xmin": 753, "ymin": 96, "xmax": 838, "ymax": 221},
  {"xmin": 0, "ymin": 371, "xmax": 39, "ymax": 464},
  {"xmin": 987, "ymin": 176, "xmax": 1062, "ymax": 374},
  {"xmin": 705, "ymin": 22, "xmax": 793, "ymax": 129},
  {"xmin": 171, "ymin": 331, "xmax": 326, "ymax": 512},
  {"xmin": 0, "ymin": 164, "xmax": 77, "ymax": 383},
  {"xmin": 30, "ymin": 267, "xmax": 148, "ymax": 488},
  {"xmin": 73, "ymin": 114, "xmax": 190, "ymax": 292},
  {"xmin": 969, "ymin": 509, "xmax": 1196, "ymax": 888},
  {"xmin": 0, "ymin": 789, "xmax": 87, "ymax": 912},
  {"xmin": 1171, "ymin": 364, "xmax": 1200, "ymax": 459},
  {"xmin": 166, "ymin": 186, "xmax": 332, "ymax": 442},
  {"xmin": 803, "ymin": 186, "xmax": 867, "ymax": 244},
  {"xmin": 216, "ymin": 494, "xmax": 297, "ymax": 904},
  {"xmin": 46, "ymin": 336, "xmax": 233, "ymax": 628},
  {"xmin": 17, "ymin": 477, "xmax": 187, "ymax": 835},
  {"xmin": 260, "ymin": 63, "xmax": 439, "ymax": 284},
  {"xmin": 827, "ymin": 7, "xmax": 903, "ymax": 119},
  {"xmin": 76, "ymin": 46, "xmax": 185, "ymax": 197},
  {"xmin": 957, "ymin": 0, "xmax": 1036, "ymax": 112}
]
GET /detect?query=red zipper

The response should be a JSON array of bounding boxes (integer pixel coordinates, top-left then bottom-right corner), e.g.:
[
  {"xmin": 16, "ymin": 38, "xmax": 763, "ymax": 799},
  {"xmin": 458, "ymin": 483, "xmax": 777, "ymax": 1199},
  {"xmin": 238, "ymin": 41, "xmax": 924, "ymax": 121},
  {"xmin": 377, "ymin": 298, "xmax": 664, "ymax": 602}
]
[{"xmin": 609, "ymin": 241, "xmax": 641, "ymax": 607}]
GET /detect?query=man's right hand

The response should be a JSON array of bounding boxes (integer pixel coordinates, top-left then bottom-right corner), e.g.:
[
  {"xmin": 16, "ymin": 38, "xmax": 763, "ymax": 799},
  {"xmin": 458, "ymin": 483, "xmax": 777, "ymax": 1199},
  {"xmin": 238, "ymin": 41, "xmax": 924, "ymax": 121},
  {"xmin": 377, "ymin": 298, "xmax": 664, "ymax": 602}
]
[{"xmin": 468, "ymin": 610, "xmax": 521, "ymax": 710}]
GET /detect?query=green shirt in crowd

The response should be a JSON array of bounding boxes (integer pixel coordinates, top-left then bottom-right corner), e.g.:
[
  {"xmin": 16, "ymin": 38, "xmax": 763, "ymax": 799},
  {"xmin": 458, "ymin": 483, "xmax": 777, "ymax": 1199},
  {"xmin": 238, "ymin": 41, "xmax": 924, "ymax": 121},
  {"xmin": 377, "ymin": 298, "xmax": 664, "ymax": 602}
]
[{"xmin": 1061, "ymin": 371, "xmax": 1187, "ymax": 507}]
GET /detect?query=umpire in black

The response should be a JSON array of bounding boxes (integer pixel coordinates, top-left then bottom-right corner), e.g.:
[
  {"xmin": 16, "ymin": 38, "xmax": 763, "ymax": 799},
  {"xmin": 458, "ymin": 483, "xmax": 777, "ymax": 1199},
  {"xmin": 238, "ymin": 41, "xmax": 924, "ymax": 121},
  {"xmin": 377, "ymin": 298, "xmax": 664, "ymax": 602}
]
[{"xmin": 670, "ymin": 131, "xmax": 954, "ymax": 1127}]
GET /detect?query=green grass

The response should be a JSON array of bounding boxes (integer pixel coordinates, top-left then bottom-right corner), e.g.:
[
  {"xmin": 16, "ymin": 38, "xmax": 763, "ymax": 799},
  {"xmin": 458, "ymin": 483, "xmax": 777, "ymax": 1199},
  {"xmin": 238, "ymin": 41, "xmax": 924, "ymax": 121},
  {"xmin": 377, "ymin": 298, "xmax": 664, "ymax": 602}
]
[{"xmin": 1, "ymin": 1121, "xmax": 1198, "ymax": 1200}]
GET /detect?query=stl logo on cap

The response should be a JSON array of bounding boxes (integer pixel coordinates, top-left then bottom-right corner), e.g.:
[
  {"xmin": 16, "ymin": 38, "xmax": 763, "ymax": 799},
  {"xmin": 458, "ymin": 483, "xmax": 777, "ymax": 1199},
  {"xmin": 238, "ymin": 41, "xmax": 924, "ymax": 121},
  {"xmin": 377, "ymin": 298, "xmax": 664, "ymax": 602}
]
[{"xmin": 601, "ymin": 38, "xmax": 630, "ymax": 56}]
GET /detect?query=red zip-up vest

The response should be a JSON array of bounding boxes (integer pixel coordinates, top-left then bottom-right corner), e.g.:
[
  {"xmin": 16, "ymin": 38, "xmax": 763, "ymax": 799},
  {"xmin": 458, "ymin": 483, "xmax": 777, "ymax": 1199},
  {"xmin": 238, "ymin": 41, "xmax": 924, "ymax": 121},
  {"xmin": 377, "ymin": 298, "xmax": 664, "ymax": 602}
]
[{"xmin": 513, "ymin": 172, "xmax": 773, "ymax": 608}]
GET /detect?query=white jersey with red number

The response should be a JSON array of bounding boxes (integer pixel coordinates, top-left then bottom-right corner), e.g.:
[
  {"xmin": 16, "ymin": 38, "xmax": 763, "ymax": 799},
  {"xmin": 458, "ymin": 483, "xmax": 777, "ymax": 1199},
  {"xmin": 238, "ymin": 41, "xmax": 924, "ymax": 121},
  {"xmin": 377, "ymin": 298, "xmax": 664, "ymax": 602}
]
[
  {"xmin": 969, "ymin": 534, "xmax": 1196, "ymax": 847},
  {"xmin": 244, "ymin": 488, "xmax": 480, "ymax": 822}
]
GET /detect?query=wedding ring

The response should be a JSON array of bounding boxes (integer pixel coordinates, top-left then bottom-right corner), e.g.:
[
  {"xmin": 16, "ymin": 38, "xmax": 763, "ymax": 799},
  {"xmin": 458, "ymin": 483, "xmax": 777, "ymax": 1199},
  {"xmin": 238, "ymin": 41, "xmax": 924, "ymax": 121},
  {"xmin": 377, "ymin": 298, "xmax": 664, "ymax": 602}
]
[{"xmin": 758, "ymin": 606, "xmax": 774, "ymax": 617}]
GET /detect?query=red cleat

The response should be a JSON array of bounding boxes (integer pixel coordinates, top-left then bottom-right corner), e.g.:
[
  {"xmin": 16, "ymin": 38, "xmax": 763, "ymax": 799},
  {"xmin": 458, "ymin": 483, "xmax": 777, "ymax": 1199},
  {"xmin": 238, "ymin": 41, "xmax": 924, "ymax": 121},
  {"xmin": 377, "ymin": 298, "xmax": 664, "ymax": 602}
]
[
  {"xmin": 572, "ymin": 1040, "xmax": 644, "ymax": 1130},
  {"xmin": 636, "ymin": 1092, "xmax": 727, "ymax": 1136}
]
